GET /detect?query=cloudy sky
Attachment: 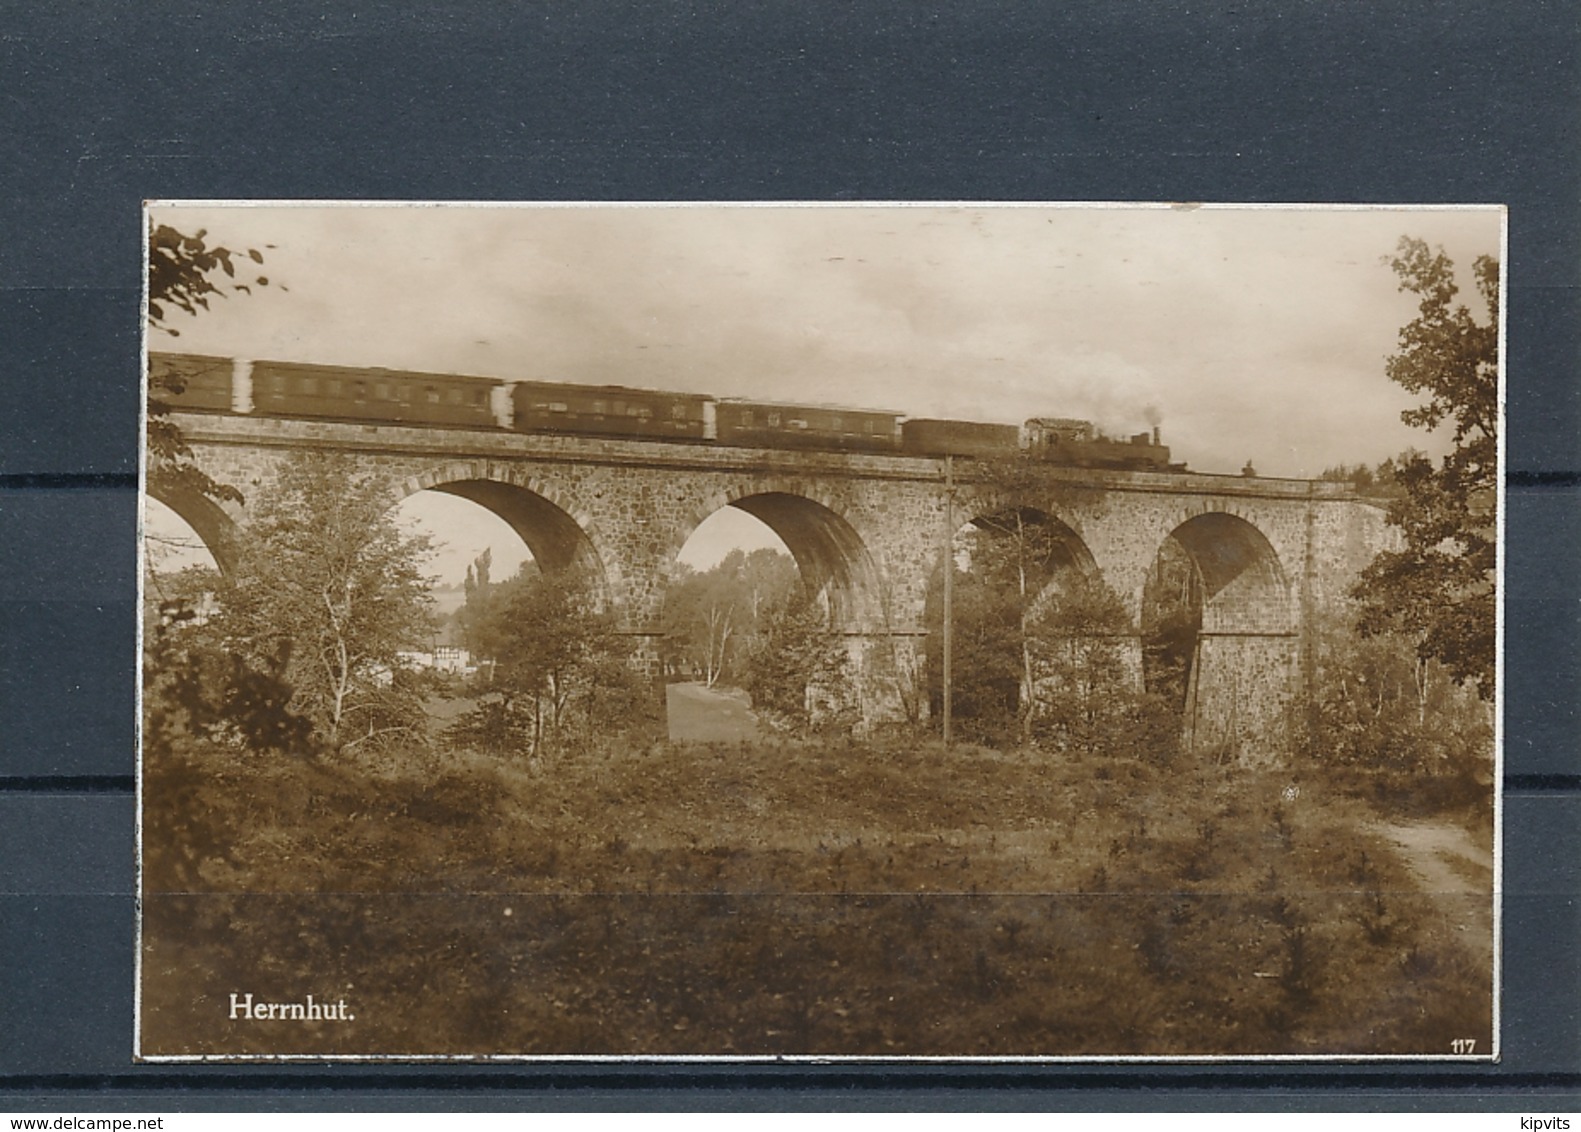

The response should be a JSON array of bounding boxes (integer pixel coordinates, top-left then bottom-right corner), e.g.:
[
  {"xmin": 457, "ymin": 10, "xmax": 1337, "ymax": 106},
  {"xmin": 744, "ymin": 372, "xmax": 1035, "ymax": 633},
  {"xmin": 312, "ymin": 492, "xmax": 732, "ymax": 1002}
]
[{"xmin": 145, "ymin": 202, "xmax": 1502, "ymax": 582}]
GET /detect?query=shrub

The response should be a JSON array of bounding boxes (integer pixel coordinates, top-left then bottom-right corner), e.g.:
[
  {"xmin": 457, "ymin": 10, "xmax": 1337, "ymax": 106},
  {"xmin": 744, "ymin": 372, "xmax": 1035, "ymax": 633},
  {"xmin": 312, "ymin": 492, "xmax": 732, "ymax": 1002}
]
[{"xmin": 1292, "ymin": 607, "xmax": 1493, "ymax": 817}]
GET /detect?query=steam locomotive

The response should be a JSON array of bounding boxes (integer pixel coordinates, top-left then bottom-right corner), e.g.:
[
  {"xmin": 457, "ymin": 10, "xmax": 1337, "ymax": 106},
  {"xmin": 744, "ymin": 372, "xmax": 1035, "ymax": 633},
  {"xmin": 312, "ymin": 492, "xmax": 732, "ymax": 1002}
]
[{"xmin": 149, "ymin": 352, "xmax": 1178, "ymax": 470}]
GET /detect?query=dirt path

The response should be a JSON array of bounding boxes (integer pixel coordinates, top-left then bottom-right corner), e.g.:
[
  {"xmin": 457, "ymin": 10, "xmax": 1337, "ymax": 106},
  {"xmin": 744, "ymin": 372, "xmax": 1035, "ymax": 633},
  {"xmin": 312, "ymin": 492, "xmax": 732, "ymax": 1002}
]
[
  {"xmin": 1366, "ymin": 819, "xmax": 1493, "ymax": 896},
  {"xmin": 1365, "ymin": 818, "xmax": 1495, "ymax": 965},
  {"xmin": 666, "ymin": 681, "xmax": 762, "ymax": 742}
]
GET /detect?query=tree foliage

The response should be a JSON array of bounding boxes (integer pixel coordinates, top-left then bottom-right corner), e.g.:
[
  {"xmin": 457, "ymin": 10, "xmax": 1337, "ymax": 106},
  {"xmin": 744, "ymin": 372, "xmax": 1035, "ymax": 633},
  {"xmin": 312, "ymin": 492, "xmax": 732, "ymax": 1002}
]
[
  {"xmin": 971, "ymin": 507, "xmax": 1067, "ymax": 742},
  {"xmin": 936, "ymin": 454, "xmax": 1110, "ymax": 744},
  {"xmin": 215, "ymin": 453, "xmax": 437, "ymax": 752},
  {"xmin": 927, "ymin": 478, "xmax": 1079, "ymax": 744},
  {"xmin": 1355, "ymin": 237, "xmax": 1499, "ymax": 696},
  {"xmin": 1027, "ymin": 574, "xmax": 1178, "ymax": 760},
  {"xmin": 148, "ymin": 224, "xmax": 273, "ymax": 333},
  {"xmin": 927, "ymin": 537, "xmax": 1024, "ymax": 743},
  {"xmin": 741, "ymin": 587, "xmax": 857, "ymax": 736},
  {"xmin": 1296, "ymin": 608, "xmax": 1493, "ymax": 813},
  {"xmin": 662, "ymin": 548, "xmax": 799, "ymax": 687},
  {"xmin": 452, "ymin": 546, "xmax": 545, "ymax": 656},
  {"xmin": 1139, "ymin": 536, "xmax": 1200, "ymax": 713},
  {"xmin": 1317, "ymin": 453, "xmax": 1415, "ymax": 502},
  {"xmin": 450, "ymin": 568, "xmax": 650, "ymax": 759},
  {"xmin": 929, "ymin": 525, "xmax": 1177, "ymax": 757},
  {"xmin": 919, "ymin": 456, "xmax": 1179, "ymax": 756},
  {"xmin": 142, "ymin": 566, "xmax": 315, "ymax": 759},
  {"xmin": 146, "ymin": 224, "xmax": 274, "ymax": 507}
]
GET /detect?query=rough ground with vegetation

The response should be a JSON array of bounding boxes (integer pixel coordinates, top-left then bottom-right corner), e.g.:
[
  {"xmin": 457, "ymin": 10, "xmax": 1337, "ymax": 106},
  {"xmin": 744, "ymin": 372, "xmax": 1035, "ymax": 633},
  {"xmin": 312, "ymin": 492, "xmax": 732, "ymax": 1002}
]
[{"xmin": 141, "ymin": 725, "xmax": 1493, "ymax": 1058}]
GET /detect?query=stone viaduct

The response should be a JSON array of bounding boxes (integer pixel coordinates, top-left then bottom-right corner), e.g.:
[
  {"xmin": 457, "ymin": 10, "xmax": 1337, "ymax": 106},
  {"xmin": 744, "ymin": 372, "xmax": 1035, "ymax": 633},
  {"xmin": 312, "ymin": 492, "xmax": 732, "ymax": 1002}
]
[{"xmin": 152, "ymin": 411, "xmax": 1395, "ymax": 761}]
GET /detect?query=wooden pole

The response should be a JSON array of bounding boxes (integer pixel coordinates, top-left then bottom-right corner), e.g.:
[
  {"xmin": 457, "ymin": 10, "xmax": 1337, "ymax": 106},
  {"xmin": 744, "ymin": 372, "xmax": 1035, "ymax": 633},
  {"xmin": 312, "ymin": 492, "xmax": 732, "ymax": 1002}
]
[{"xmin": 942, "ymin": 453, "xmax": 954, "ymax": 745}]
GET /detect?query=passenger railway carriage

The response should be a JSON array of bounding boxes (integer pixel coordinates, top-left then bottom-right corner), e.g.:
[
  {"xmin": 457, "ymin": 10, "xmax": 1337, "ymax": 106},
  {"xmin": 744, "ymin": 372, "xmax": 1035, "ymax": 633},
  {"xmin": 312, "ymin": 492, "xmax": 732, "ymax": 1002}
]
[
  {"xmin": 148, "ymin": 352, "xmax": 1178, "ymax": 471},
  {"xmin": 510, "ymin": 379, "xmax": 712, "ymax": 442},
  {"xmin": 714, "ymin": 399, "xmax": 903, "ymax": 454},
  {"xmin": 147, "ymin": 353, "xmax": 235, "ymax": 413},
  {"xmin": 251, "ymin": 361, "xmax": 499, "ymax": 428}
]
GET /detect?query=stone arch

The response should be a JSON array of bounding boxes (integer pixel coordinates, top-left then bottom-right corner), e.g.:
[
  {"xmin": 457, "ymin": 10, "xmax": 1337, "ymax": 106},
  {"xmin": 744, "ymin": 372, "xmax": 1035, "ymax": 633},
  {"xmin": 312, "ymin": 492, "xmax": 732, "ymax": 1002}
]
[
  {"xmin": 1160, "ymin": 509, "xmax": 1292, "ymax": 635},
  {"xmin": 1147, "ymin": 509, "xmax": 1296, "ymax": 759},
  {"xmin": 392, "ymin": 462, "xmax": 610, "ymax": 600},
  {"xmin": 145, "ymin": 480, "xmax": 239, "ymax": 575},
  {"xmin": 671, "ymin": 481, "xmax": 886, "ymax": 630},
  {"xmin": 920, "ymin": 500, "xmax": 1119, "ymax": 735},
  {"xmin": 945, "ymin": 502, "xmax": 1102, "ymax": 597}
]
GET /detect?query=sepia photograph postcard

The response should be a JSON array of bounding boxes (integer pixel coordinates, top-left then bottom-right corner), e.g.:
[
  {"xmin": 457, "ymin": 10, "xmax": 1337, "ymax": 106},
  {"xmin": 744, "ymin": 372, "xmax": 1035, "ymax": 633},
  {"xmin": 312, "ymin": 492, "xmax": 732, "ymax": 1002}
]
[{"xmin": 136, "ymin": 201, "xmax": 1503, "ymax": 1061}]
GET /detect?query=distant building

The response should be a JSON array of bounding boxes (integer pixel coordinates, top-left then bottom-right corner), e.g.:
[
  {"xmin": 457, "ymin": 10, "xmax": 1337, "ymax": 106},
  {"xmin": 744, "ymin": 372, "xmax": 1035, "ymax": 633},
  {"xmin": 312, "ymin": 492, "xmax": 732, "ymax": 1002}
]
[{"xmin": 433, "ymin": 646, "xmax": 472, "ymax": 674}]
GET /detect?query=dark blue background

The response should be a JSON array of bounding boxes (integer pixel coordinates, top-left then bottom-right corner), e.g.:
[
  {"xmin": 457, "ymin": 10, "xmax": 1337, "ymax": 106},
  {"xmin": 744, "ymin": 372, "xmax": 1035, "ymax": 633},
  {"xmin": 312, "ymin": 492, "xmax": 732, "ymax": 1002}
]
[{"xmin": 1, "ymin": 0, "xmax": 1576, "ymax": 1108}]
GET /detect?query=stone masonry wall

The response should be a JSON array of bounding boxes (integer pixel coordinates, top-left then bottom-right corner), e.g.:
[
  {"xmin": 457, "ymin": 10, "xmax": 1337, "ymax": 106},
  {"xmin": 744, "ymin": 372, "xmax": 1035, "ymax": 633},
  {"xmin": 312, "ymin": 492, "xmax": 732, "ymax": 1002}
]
[{"xmin": 164, "ymin": 414, "xmax": 1397, "ymax": 745}]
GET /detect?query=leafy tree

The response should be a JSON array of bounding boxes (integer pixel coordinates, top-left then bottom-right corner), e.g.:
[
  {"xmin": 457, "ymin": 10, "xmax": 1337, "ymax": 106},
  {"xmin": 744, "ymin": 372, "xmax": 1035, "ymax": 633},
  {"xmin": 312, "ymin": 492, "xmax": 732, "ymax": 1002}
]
[
  {"xmin": 742, "ymin": 587, "xmax": 856, "ymax": 735},
  {"xmin": 453, "ymin": 547, "xmax": 537, "ymax": 658},
  {"xmin": 1296, "ymin": 607, "xmax": 1493, "ymax": 813},
  {"xmin": 664, "ymin": 562, "xmax": 736, "ymax": 687},
  {"xmin": 148, "ymin": 223, "xmax": 273, "ymax": 333},
  {"xmin": 1319, "ymin": 462, "xmax": 1378, "ymax": 491},
  {"xmin": 465, "ymin": 546, "xmax": 493, "ymax": 599},
  {"xmin": 971, "ymin": 508, "xmax": 1064, "ymax": 745},
  {"xmin": 143, "ymin": 609, "xmax": 315, "ymax": 758},
  {"xmin": 1318, "ymin": 454, "xmax": 1413, "ymax": 502},
  {"xmin": 946, "ymin": 454, "xmax": 1102, "ymax": 744},
  {"xmin": 1355, "ymin": 237, "xmax": 1499, "ymax": 697},
  {"xmin": 141, "ymin": 565, "xmax": 315, "ymax": 758},
  {"xmin": 141, "ymin": 557, "xmax": 316, "ymax": 889},
  {"xmin": 1139, "ymin": 536, "xmax": 1200, "ymax": 712},
  {"xmin": 926, "ymin": 542, "xmax": 1024, "ymax": 743},
  {"xmin": 141, "ymin": 562, "xmax": 221, "ymax": 630},
  {"xmin": 215, "ymin": 453, "xmax": 437, "ymax": 752},
  {"xmin": 452, "ymin": 569, "xmax": 648, "ymax": 759},
  {"xmin": 927, "ymin": 468, "xmax": 1080, "ymax": 745},
  {"xmin": 1027, "ymin": 574, "xmax": 1177, "ymax": 760},
  {"xmin": 922, "ymin": 456, "xmax": 1177, "ymax": 756},
  {"xmin": 146, "ymin": 224, "xmax": 274, "ymax": 508},
  {"xmin": 662, "ymin": 548, "xmax": 798, "ymax": 687}
]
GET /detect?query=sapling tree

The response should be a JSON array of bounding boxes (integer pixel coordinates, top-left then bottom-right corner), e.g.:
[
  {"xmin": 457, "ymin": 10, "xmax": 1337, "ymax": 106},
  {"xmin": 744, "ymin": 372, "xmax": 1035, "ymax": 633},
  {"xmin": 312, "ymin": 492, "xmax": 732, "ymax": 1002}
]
[{"xmin": 216, "ymin": 453, "xmax": 436, "ymax": 752}]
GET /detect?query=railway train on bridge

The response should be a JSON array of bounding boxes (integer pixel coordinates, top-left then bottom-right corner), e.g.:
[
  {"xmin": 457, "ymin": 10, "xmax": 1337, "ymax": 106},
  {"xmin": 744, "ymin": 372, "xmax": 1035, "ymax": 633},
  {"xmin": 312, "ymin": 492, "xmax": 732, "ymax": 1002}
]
[{"xmin": 149, "ymin": 352, "xmax": 1182, "ymax": 472}]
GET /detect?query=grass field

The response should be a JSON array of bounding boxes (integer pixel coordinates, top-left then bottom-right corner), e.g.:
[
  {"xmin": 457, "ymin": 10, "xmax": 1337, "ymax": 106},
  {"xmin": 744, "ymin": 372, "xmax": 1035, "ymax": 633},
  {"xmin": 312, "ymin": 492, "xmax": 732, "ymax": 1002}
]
[{"xmin": 140, "ymin": 727, "xmax": 1494, "ymax": 1059}]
